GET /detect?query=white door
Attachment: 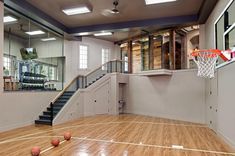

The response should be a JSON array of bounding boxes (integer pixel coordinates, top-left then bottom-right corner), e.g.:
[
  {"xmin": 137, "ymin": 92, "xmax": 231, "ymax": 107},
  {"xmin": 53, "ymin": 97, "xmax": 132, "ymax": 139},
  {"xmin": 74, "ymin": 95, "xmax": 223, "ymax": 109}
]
[
  {"xmin": 207, "ymin": 74, "xmax": 218, "ymax": 132},
  {"xmin": 94, "ymin": 83, "xmax": 109, "ymax": 114}
]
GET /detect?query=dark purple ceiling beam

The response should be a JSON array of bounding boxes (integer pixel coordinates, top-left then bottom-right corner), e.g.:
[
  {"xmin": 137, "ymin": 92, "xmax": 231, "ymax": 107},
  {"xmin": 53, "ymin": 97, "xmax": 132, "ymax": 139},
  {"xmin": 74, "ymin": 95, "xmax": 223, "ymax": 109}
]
[{"xmin": 68, "ymin": 15, "xmax": 199, "ymax": 34}]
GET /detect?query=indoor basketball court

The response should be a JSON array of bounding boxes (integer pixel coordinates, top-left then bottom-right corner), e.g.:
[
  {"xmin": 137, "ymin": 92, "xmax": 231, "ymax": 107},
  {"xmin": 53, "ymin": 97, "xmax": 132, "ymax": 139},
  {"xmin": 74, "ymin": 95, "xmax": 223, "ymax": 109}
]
[
  {"xmin": 0, "ymin": 115, "xmax": 235, "ymax": 155},
  {"xmin": 0, "ymin": 0, "xmax": 235, "ymax": 156}
]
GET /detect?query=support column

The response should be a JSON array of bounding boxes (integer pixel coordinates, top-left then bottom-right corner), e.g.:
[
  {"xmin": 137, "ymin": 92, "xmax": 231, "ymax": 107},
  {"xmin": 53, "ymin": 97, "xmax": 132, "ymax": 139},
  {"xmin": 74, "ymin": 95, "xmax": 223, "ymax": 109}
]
[
  {"xmin": 169, "ymin": 30, "xmax": 175, "ymax": 70},
  {"xmin": 127, "ymin": 41, "xmax": 132, "ymax": 73},
  {"xmin": 0, "ymin": 1, "xmax": 4, "ymax": 92},
  {"xmin": 149, "ymin": 35, "xmax": 154, "ymax": 70}
]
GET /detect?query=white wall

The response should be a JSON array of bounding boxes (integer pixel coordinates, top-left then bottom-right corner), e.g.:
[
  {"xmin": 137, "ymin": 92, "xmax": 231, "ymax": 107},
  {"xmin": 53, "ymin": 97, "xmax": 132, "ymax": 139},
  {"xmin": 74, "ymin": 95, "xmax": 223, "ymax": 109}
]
[
  {"xmin": 126, "ymin": 70, "xmax": 206, "ymax": 124},
  {"xmin": 217, "ymin": 63, "xmax": 235, "ymax": 148},
  {"xmin": 0, "ymin": 91, "xmax": 58, "ymax": 132},
  {"xmin": 64, "ymin": 37, "xmax": 120, "ymax": 84},
  {"xmin": 204, "ymin": 0, "xmax": 235, "ymax": 148}
]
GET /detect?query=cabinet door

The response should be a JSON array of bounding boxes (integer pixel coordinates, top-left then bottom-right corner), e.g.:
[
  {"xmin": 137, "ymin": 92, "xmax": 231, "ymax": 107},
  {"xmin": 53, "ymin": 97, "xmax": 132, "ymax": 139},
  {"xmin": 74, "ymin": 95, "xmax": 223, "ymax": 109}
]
[{"xmin": 94, "ymin": 83, "xmax": 109, "ymax": 115}]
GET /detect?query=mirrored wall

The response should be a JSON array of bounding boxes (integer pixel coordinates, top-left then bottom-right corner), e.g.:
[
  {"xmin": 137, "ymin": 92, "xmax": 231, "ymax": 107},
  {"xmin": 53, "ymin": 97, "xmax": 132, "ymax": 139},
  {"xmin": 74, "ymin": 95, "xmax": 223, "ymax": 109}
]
[{"xmin": 3, "ymin": 7, "xmax": 64, "ymax": 91}]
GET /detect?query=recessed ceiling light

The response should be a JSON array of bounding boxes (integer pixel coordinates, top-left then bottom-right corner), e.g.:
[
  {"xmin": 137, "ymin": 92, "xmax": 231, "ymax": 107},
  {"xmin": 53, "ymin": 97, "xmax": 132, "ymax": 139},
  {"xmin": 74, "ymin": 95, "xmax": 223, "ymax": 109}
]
[
  {"xmin": 4, "ymin": 15, "xmax": 17, "ymax": 23},
  {"xmin": 25, "ymin": 30, "xmax": 45, "ymax": 36},
  {"xmin": 145, "ymin": 0, "xmax": 177, "ymax": 5},
  {"xmin": 62, "ymin": 4, "xmax": 92, "ymax": 15},
  {"xmin": 41, "ymin": 37, "xmax": 56, "ymax": 41},
  {"xmin": 78, "ymin": 32, "xmax": 89, "ymax": 36},
  {"xmin": 94, "ymin": 32, "xmax": 112, "ymax": 36}
]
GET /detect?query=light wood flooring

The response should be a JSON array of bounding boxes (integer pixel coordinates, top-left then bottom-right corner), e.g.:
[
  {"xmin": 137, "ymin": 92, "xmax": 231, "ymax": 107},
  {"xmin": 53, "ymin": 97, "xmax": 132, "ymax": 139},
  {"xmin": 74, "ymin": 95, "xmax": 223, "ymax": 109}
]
[{"xmin": 0, "ymin": 114, "xmax": 234, "ymax": 156}]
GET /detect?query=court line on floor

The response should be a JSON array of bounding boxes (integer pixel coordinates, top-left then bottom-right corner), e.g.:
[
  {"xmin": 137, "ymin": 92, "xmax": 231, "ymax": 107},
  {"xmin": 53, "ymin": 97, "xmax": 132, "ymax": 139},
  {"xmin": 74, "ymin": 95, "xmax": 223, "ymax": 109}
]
[
  {"xmin": 0, "ymin": 121, "xmax": 206, "ymax": 144},
  {"xmin": 0, "ymin": 135, "xmax": 234, "ymax": 155},
  {"xmin": 0, "ymin": 136, "xmax": 64, "ymax": 145},
  {"xmin": 71, "ymin": 136, "xmax": 235, "ymax": 156},
  {"xmin": 40, "ymin": 140, "xmax": 66, "ymax": 154}
]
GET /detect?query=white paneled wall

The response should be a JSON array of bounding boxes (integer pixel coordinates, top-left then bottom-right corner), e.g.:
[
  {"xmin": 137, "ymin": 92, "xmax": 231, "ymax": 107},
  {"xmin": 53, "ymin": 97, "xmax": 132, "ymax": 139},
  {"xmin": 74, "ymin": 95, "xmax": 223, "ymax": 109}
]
[{"xmin": 126, "ymin": 70, "xmax": 206, "ymax": 124}]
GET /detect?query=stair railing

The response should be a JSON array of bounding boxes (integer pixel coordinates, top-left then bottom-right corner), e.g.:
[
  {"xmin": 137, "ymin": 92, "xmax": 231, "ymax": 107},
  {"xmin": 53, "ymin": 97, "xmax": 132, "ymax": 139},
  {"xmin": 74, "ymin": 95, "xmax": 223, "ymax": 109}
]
[{"xmin": 49, "ymin": 59, "xmax": 128, "ymax": 124}]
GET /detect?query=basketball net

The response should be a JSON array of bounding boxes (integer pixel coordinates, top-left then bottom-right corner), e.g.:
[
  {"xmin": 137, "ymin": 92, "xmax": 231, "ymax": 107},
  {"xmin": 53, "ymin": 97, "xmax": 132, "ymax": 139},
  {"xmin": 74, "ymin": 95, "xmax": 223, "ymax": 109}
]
[
  {"xmin": 191, "ymin": 49, "xmax": 235, "ymax": 78},
  {"xmin": 191, "ymin": 49, "xmax": 221, "ymax": 78}
]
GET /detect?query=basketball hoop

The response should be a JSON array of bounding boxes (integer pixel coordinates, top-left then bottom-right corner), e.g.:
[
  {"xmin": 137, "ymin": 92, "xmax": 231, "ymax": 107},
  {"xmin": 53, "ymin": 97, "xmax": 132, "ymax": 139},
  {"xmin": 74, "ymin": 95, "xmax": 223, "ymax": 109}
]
[{"xmin": 191, "ymin": 49, "xmax": 221, "ymax": 78}]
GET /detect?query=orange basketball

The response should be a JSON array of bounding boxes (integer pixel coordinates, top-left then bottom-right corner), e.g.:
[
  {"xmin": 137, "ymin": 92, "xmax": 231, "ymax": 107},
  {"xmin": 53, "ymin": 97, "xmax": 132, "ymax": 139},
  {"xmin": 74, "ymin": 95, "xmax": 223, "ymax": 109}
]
[
  {"xmin": 51, "ymin": 138, "xmax": 60, "ymax": 147},
  {"xmin": 64, "ymin": 132, "xmax": 71, "ymax": 141},
  {"xmin": 31, "ymin": 146, "xmax": 40, "ymax": 156}
]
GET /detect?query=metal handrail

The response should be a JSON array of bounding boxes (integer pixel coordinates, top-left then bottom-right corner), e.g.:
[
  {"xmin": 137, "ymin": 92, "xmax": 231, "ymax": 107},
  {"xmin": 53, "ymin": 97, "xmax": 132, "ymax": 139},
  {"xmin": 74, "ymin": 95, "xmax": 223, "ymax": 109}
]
[
  {"xmin": 51, "ymin": 75, "xmax": 82, "ymax": 104},
  {"xmin": 85, "ymin": 59, "xmax": 126, "ymax": 77},
  {"xmin": 50, "ymin": 59, "xmax": 126, "ymax": 105}
]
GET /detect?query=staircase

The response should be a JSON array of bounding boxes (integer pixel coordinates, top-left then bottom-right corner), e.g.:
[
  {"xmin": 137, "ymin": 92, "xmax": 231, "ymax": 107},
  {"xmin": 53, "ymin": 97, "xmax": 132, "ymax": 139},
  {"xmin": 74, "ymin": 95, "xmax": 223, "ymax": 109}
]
[
  {"xmin": 35, "ymin": 60, "xmax": 127, "ymax": 125},
  {"xmin": 35, "ymin": 91, "xmax": 75, "ymax": 125}
]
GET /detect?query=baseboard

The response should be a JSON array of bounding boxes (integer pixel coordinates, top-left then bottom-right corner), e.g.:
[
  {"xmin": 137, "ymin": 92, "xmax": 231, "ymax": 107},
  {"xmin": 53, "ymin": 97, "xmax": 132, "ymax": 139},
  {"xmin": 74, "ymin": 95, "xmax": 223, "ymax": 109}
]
[
  {"xmin": 125, "ymin": 110, "xmax": 205, "ymax": 124},
  {"xmin": 217, "ymin": 130, "xmax": 235, "ymax": 149},
  {"xmin": 0, "ymin": 121, "xmax": 33, "ymax": 132}
]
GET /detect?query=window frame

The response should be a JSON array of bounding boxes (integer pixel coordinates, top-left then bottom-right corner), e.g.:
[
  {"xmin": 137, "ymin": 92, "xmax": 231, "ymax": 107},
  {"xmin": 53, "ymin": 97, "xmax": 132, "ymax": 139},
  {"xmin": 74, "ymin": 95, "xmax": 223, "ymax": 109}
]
[{"xmin": 214, "ymin": 0, "xmax": 234, "ymax": 49}]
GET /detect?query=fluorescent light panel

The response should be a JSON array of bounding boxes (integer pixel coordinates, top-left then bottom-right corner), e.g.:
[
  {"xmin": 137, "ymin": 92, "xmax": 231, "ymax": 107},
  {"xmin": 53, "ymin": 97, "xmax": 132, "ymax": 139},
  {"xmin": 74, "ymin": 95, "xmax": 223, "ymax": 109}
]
[
  {"xmin": 145, "ymin": 0, "xmax": 177, "ymax": 5},
  {"xmin": 41, "ymin": 37, "xmax": 56, "ymax": 41},
  {"xmin": 94, "ymin": 32, "xmax": 112, "ymax": 36},
  {"xmin": 63, "ymin": 6, "xmax": 91, "ymax": 15},
  {"xmin": 4, "ymin": 16, "xmax": 17, "ymax": 23},
  {"xmin": 78, "ymin": 32, "xmax": 89, "ymax": 36},
  {"xmin": 25, "ymin": 30, "xmax": 45, "ymax": 35}
]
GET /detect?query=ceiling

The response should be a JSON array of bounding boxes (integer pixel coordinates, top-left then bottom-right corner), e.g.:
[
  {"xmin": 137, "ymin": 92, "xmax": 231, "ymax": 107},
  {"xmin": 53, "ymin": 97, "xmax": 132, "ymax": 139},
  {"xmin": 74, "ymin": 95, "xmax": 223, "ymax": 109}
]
[
  {"xmin": 25, "ymin": 0, "xmax": 203, "ymax": 28},
  {"xmin": 5, "ymin": 0, "xmax": 218, "ymax": 42}
]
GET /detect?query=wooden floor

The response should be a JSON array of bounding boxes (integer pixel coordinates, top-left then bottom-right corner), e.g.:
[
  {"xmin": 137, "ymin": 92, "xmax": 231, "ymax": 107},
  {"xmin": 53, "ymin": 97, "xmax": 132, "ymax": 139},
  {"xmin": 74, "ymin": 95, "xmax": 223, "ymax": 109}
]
[{"xmin": 0, "ymin": 114, "xmax": 234, "ymax": 156}]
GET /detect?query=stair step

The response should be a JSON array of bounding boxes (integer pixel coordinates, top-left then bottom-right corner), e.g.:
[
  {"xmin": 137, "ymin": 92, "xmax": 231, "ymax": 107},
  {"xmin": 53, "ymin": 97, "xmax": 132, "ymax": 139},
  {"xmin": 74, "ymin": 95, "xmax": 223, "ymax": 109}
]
[
  {"xmin": 55, "ymin": 100, "xmax": 68, "ymax": 104},
  {"xmin": 39, "ymin": 115, "xmax": 51, "ymax": 120},
  {"xmin": 63, "ymin": 91, "xmax": 75, "ymax": 94},
  {"xmin": 53, "ymin": 103, "xmax": 65, "ymax": 107},
  {"xmin": 56, "ymin": 99, "xmax": 68, "ymax": 102},
  {"xmin": 58, "ymin": 96, "xmax": 70, "ymax": 100},
  {"xmin": 43, "ymin": 111, "xmax": 58, "ymax": 116},
  {"xmin": 60, "ymin": 94, "xmax": 72, "ymax": 97},
  {"xmin": 65, "ymin": 91, "xmax": 75, "ymax": 93},
  {"xmin": 35, "ymin": 119, "xmax": 51, "ymax": 125},
  {"xmin": 54, "ymin": 100, "xmax": 67, "ymax": 104},
  {"xmin": 47, "ymin": 107, "xmax": 61, "ymax": 111}
]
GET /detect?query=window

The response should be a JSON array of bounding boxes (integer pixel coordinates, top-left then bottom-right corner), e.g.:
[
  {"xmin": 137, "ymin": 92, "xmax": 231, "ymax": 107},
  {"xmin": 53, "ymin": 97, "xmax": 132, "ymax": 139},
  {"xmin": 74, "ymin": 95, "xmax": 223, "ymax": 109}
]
[
  {"xmin": 49, "ymin": 66, "xmax": 57, "ymax": 80},
  {"xmin": 124, "ymin": 56, "xmax": 128, "ymax": 72},
  {"xmin": 79, "ymin": 45, "xmax": 88, "ymax": 69},
  {"xmin": 102, "ymin": 48, "xmax": 110, "ymax": 64},
  {"xmin": 3, "ymin": 55, "xmax": 15, "ymax": 76},
  {"xmin": 102, "ymin": 48, "xmax": 110, "ymax": 70}
]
